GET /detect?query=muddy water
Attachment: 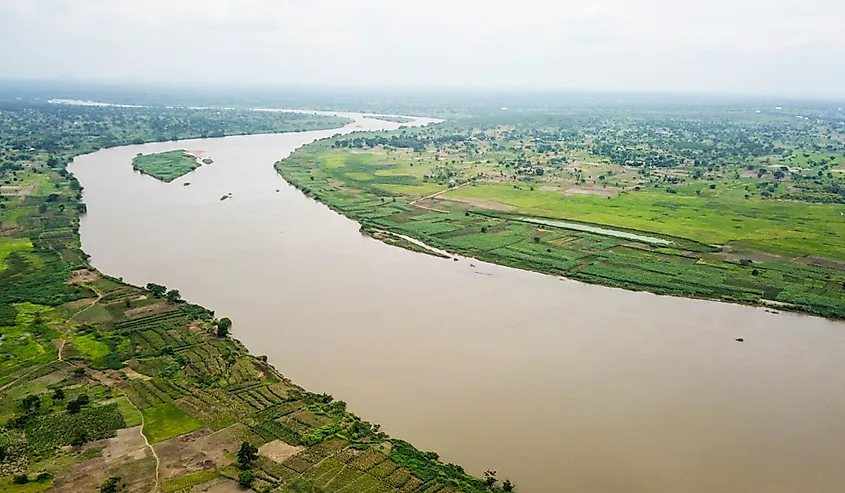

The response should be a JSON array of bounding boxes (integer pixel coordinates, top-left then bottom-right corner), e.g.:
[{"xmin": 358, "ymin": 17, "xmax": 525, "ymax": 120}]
[{"xmin": 70, "ymin": 113, "xmax": 845, "ymax": 493}]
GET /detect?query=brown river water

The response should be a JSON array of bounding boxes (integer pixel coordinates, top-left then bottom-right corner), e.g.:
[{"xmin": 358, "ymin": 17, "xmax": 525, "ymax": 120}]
[{"xmin": 69, "ymin": 112, "xmax": 845, "ymax": 493}]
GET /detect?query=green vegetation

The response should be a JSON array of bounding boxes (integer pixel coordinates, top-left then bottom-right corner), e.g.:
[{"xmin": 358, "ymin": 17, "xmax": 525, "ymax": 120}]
[
  {"xmin": 277, "ymin": 104, "xmax": 845, "ymax": 319},
  {"xmin": 141, "ymin": 403, "xmax": 204, "ymax": 443},
  {"xmin": 0, "ymin": 100, "xmax": 510, "ymax": 493},
  {"xmin": 131, "ymin": 150, "xmax": 201, "ymax": 182}
]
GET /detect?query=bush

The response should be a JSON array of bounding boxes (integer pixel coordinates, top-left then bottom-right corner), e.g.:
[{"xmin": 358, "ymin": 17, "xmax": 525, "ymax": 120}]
[
  {"xmin": 238, "ymin": 470, "xmax": 254, "ymax": 488},
  {"xmin": 100, "ymin": 477, "xmax": 121, "ymax": 493},
  {"xmin": 13, "ymin": 474, "xmax": 29, "ymax": 484}
]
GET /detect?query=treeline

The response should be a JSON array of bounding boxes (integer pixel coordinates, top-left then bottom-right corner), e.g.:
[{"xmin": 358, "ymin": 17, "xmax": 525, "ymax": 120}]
[{"xmin": 333, "ymin": 133, "xmax": 468, "ymax": 153}]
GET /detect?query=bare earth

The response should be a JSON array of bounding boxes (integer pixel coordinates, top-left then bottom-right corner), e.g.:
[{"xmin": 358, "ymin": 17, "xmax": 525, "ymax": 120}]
[
  {"xmin": 259, "ymin": 439, "xmax": 304, "ymax": 462},
  {"xmin": 154, "ymin": 425, "xmax": 245, "ymax": 481},
  {"xmin": 562, "ymin": 186, "xmax": 618, "ymax": 197},
  {"xmin": 48, "ymin": 426, "xmax": 156, "ymax": 493}
]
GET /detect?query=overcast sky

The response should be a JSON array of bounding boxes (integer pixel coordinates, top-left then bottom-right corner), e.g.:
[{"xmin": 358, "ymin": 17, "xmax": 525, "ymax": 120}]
[{"xmin": 1, "ymin": 0, "xmax": 844, "ymax": 98}]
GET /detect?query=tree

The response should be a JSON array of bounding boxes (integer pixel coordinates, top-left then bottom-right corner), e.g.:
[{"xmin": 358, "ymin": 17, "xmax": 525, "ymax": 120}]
[
  {"xmin": 166, "ymin": 289, "xmax": 181, "ymax": 303},
  {"xmin": 76, "ymin": 394, "xmax": 89, "ymax": 405},
  {"xmin": 53, "ymin": 389, "xmax": 65, "ymax": 402},
  {"xmin": 13, "ymin": 474, "xmax": 28, "ymax": 485},
  {"xmin": 484, "ymin": 470, "xmax": 497, "ymax": 487},
  {"xmin": 22, "ymin": 394, "xmax": 40, "ymax": 413},
  {"xmin": 502, "ymin": 479, "xmax": 515, "ymax": 492},
  {"xmin": 36, "ymin": 472, "xmax": 53, "ymax": 482},
  {"xmin": 67, "ymin": 399, "xmax": 82, "ymax": 414},
  {"xmin": 100, "ymin": 477, "xmax": 121, "ymax": 493},
  {"xmin": 237, "ymin": 442, "xmax": 259, "ymax": 469},
  {"xmin": 238, "ymin": 470, "xmax": 254, "ymax": 488},
  {"xmin": 217, "ymin": 317, "xmax": 232, "ymax": 338},
  {"xmin": 145, "ymin": 283, "xmax": 167, "ymax": 297}
]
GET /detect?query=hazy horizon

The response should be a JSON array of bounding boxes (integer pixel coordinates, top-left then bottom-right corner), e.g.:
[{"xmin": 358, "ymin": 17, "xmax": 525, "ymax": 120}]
[{"xmin": 2, "ymin": 1, "xmax": 844, "ymax": 99}]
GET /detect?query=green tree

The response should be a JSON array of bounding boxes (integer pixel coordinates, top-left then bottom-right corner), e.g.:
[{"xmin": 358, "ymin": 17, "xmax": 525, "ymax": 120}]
[
  {"xmin": 484, "ymin": 470, "xmax": 497, "ymax": 487},
  {"xmin": 502, "ymin": 479, "xmax": 515, "ymax": 492},
  {"xmin": 67, "ymin": 399, "xmax": 82, "ymax": 414},
  {"xmin": 52, "ymin": 388, "xmax": 65, "ymax": 401},
  {"xmin": 13, "ymin": 474, "xmax": 28, "ymax": 484},
  {"xmin": 21, "ymin": 394, "xmax": 40, "ymax": 413},
  {"xmin": 217, "ymin": 317, "xmax": 232, "ymax": 338},
  {"xmin": 237, "ymin": 441, "xmax": 258, "ymax": 469},
  {"xmin": 166, "ymin": 289, "xmax": 181, "ymax": 303},
  {"xmin": 145, "ymin": 283, "xmax": 167, "ymax": 297}
]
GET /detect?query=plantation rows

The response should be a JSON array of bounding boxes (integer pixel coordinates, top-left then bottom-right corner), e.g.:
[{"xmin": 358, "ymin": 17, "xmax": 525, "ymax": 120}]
[
  {"xmin": 248, "ymin": 437, "xmax": 459, "ymax": 493},
  {"xmin": 99, "ymin": 286, "xmax": 140, "ymax": 303},
  {"xmin": 169, "ymin": 386, "xmax": 255, "ymax": 429},
  {"xmin": 114, "ymin": 310, "xmax": 188, "ymax": 331},
  {"xmin": 122, "ymin": 378, "xmax": 186, "ymax": 409},
  {"xmin": 127, "ymin": 326, "xmax": 195, "ymax": 357}
]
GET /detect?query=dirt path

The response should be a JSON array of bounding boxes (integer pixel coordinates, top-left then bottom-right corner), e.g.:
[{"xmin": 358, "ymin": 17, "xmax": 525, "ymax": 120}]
[
  {"xmin": 60, "ymin": 285, "xmax": 104, "ymax": 361},
  {"xmin": 128, "ymin": 395, "xmax": 160, "ymax": 492},
  {"xmin": 0, "ymin": 284, "xmax": 101, "ymax": 393},
  {"xmin": 409, "ymin": 183, "xmax": 468, "ymax": 213}
]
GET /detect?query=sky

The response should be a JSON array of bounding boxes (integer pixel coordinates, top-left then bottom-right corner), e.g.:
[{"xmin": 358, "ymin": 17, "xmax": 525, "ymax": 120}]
[{"xmin": 1, "ymin": 0, "xmax": 844, "ymax": 98}]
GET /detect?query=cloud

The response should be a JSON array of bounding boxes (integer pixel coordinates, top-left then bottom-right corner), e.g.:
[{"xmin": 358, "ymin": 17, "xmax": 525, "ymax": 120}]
[{"xmin": 0, "ymin": 0, "xmax": 843, "ymax": 97}]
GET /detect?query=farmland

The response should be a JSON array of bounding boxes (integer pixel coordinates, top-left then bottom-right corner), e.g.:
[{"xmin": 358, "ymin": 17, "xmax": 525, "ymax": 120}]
[
  {"xmin": 0, "ymin": 102, "xmax": 506, "ymax": 492},
  {"xmin": 131, "ymin": 150, "xmax": 203, "ymax": 182},
  {"xmin": 277, "ymin": 104, "xmax": 845, "ymax": 319}
]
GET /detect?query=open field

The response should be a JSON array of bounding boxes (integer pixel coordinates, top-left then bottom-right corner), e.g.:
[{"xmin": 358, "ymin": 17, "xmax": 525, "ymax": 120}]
[
  {"xmin": 0, "ymin": 102, "xmax": 510, "ymax": 493},
  {"xmin": 277, "ymin": 106, "xmax": 845, "ymax": 319}
]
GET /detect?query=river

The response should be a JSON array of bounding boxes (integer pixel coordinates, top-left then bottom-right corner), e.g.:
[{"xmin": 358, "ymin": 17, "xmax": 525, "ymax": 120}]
[{"xmin": 69, "ymin": 112, "xmax": 845, "ymax": 493}]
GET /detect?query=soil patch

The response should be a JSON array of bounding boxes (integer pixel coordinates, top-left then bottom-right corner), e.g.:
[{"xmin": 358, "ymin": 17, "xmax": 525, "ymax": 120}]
[
  {"xmin": 0, "ymin": 184, "xmax": 37, "ymax": 197},
  {"xmin": 155, "ymin": 424, "xmax": 245, "ymax": 481},
  {"xmin": 50, "ymin": 426, "xmax": 156, "ymax": 492},
  {"xmin": 68, "ymin": 269, "xmax": 99, "ymax": 284},
  {"xmin": 562, "ymin": 187, "xmax": 618, "ymax": 197},
  {"xmin": 122, "ymin": 367, "xmax": 152, "ymax": 381},
  {"xmin": 435, "ymin": 197, "xmax": 516, "ymax": 211},
  {"xmin": 124, "ymin": 302, "xmax": 174, "ymax": 317},
  {"xmin": 259, "ymin": 440, "xmax": 304, "ymax": 463}
]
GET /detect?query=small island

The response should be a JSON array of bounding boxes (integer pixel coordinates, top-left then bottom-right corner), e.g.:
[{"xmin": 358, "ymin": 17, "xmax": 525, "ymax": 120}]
[
  {"xmin": 363, "ymin": 115, "xmax": 414, "ymax": 124},
  {"xmin": 132, "ymin": 150, "xmax": 204, "ymax": 182}
]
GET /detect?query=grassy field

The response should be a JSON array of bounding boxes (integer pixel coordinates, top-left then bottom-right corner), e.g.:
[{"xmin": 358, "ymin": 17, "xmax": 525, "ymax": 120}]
[
  {"xmin": 276, "ymin": 112, "xmax": 845, "ymax": 319},
  {"xmin": 131, "ymin": 150, "xmax": 202, "ymax": 182},
  {"xmin": 141, "ymin": 403, "xmax": 204, "ymax": 443},
  {"xmin": 444, "ymin": 183, "xmax": 845, "ymax": 259}
]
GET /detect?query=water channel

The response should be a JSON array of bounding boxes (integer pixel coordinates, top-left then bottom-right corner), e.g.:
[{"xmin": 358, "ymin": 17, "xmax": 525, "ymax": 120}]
[{"xmin": 69, "ymin": 112, "xmax": 845, "ymax": 493}]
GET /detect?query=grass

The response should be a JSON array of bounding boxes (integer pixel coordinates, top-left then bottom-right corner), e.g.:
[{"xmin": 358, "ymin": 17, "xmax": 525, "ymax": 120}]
[
  {"xmin": 71, "ymin": 334, "xmax": 111, "ymax": 359},
  {"xmin": 141, "ymin": 403, "xmax": 204, "ymax": 443},
  {"xmin": 131, "ymin": 150, "xmax": 201, "ymax": 183},
  {"xmin": 112, "ymin": 396, "xmax": 143, "ymax": 428},
  {"xmin": 445, "ymin": 184, "xmax": 845, "ymax": 259},
  {"xmin": 0, "ymin": 476, "xmax": 52, "ymax": 493},
  {"xmin": 0, "ymin": 239, "xmax": 33, "ymax": 271}
]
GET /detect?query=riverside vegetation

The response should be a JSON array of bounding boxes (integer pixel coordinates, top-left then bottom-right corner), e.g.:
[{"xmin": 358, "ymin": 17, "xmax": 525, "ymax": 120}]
[
  {"xmin": 0, "ymin": 101, "xmax": 512, "ymax": 492},
  {"xmin": 277, "ymin": 103, "xmax": 845, "ymax": 319}
]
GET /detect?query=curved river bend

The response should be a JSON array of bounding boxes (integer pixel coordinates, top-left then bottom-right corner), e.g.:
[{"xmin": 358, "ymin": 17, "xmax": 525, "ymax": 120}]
[{"xmin": 70, "ymin": 113, "xmax": 845, "ymax": 493}]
